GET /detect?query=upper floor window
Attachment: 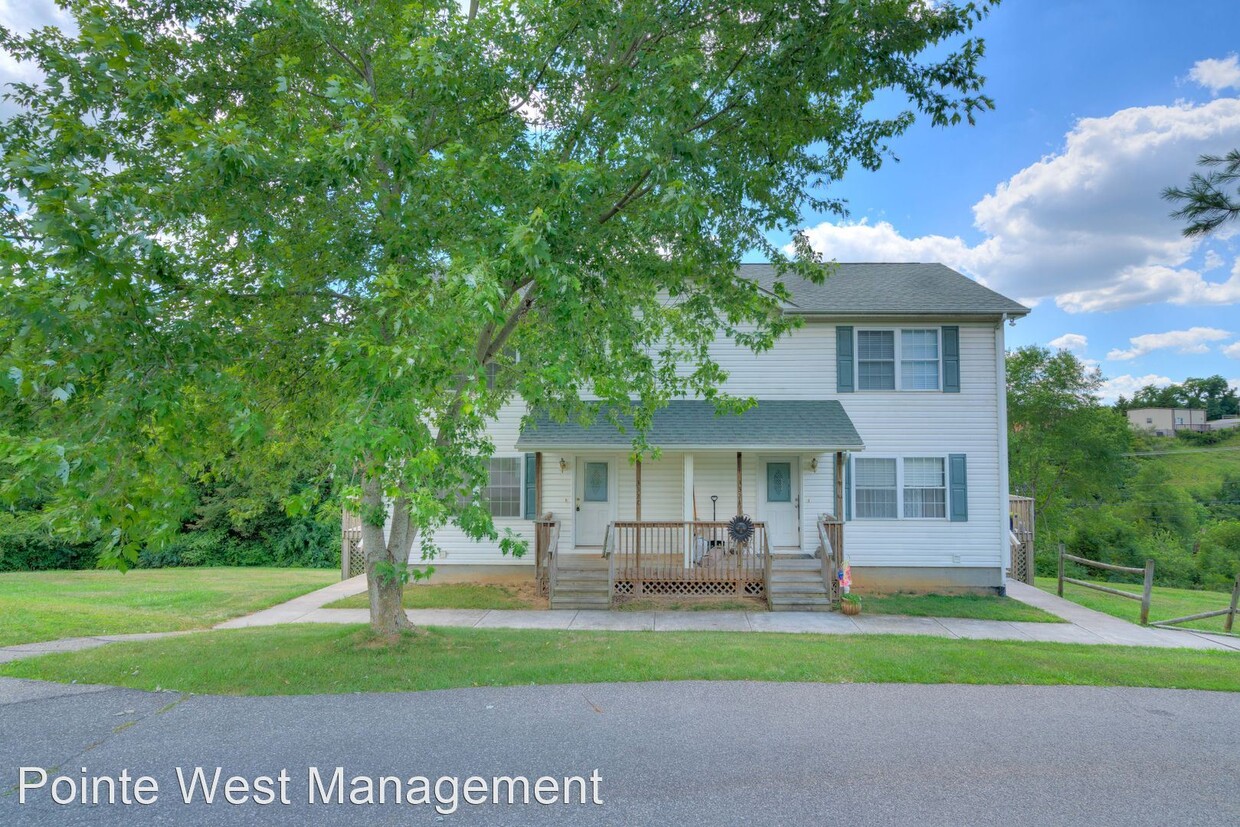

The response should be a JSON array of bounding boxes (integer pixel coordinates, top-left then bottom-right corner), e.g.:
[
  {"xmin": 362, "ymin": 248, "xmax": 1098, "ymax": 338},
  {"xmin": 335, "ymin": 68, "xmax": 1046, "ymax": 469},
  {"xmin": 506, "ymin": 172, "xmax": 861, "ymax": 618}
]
[{"xmin": 856, "ymin": 328, "xmax": 940, "ymax": 391}]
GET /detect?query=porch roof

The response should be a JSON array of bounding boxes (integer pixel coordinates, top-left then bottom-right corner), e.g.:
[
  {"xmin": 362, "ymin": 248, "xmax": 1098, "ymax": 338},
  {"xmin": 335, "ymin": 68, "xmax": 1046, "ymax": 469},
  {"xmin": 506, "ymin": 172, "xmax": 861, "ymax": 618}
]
[{"xmin": 515, "ymin": 400, "xmax": 864, "ymax": 452}]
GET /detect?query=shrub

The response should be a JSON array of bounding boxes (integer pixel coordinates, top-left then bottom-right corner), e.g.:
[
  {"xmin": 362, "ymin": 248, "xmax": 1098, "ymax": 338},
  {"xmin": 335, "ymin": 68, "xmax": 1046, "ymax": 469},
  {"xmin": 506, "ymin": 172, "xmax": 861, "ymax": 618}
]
[{"xmin": 1197, "ymin": 521, "xmax": 1240, "ymax": 591}]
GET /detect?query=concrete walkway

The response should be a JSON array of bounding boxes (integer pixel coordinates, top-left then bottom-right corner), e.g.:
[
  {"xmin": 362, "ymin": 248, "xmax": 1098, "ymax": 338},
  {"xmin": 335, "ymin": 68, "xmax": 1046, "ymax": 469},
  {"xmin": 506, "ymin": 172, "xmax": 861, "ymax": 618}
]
[{"xmin": 210, "ymin": 573, "xmax": 1240, "ymax": 652}]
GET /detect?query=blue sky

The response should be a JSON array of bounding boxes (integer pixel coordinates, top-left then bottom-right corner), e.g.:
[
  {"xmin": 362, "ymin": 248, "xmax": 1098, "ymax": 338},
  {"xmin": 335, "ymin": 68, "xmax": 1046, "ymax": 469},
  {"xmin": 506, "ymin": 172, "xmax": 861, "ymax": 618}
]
[
  {"xmin": 779, "ymin": 0, "xmax": 1240, "ymax": 401},
  {"xmin": 3, "ymin": 1, "xmax": 1239, "ymax": 401}
]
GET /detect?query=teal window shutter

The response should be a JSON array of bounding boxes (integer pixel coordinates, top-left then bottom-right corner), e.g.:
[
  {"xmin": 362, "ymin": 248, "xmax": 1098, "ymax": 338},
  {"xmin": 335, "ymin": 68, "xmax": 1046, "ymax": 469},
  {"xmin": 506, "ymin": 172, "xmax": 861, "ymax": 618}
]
[
  {"xmin": 949, "ymin": 453, "xmax": 968, "ymax": 521},
  {"xmin": 844, "ymin": 454, "xmax": 852, "ymax": 521},
  {"xmin": 942, "ymin": 326, "xmax": 960, "ymax": 393},
  {"xmin": 836, "ymin": 326, "xmax": 854, "ymax": 393},
  {"xmin": 523, "ymin": 453, "xmax": 537, "ymax": 519}
]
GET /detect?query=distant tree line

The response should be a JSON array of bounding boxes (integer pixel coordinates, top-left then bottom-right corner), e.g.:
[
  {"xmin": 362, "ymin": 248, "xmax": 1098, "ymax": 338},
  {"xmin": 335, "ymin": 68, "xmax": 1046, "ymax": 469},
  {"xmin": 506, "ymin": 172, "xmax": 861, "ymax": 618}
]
[{"xmin": 1115, "ymin": 376, "xmax": 1240, "ymax": 421}]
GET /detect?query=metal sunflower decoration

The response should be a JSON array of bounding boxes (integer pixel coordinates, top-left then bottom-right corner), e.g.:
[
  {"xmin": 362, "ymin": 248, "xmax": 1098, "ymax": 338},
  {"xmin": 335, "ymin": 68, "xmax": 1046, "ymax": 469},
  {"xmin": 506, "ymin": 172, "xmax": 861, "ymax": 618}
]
[{"xmin": 727, "ymin": 514, "xmax": 755, "ymax": 545}]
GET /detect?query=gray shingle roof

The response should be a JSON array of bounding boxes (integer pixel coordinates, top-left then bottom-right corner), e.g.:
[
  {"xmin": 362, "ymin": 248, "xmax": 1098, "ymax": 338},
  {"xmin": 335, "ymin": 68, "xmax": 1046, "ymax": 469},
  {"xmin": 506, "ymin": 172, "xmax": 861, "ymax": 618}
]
[
  {"xmin": 515, "ymin": 400, "xmax": 864, "ymax": 451},
  {"xmin": 743, "ymin": 262, "xmax": 1030, "ymax": 317}
]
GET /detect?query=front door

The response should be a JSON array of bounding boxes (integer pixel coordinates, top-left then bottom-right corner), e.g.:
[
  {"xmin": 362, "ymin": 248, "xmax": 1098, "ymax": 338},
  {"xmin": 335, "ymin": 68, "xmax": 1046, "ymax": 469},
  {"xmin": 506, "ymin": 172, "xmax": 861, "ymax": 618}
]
[
  {"xmin": 761, "ymin": 458, "xmax": 800, "ymax": 549},
  {"xmin": 575, "ymin": 459, "xmax": 612, "ymax": 547}
]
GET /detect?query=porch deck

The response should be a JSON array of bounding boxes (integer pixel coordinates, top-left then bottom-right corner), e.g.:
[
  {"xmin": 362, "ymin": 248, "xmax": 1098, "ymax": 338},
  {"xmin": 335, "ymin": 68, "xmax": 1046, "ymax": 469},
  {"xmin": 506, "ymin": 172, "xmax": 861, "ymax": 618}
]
[{"xmin": 537, "ymin": 516, "xmax": 844, "ymax": 608}]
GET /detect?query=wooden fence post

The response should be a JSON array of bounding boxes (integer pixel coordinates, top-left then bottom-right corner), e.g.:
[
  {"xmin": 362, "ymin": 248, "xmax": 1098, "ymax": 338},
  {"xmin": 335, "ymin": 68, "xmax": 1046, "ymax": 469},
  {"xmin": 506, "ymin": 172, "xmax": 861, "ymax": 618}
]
[
  {"xmin": 1226, "ymin": 574, "xmax": 1240, "ymax": 634},
  {"xmin": 1139, "ymin": 560, "xmax": 1155, "ymax": 626},
  {"xmin": 1057, "ymin": 542, "xmax": 1065, "ymax": 597}
]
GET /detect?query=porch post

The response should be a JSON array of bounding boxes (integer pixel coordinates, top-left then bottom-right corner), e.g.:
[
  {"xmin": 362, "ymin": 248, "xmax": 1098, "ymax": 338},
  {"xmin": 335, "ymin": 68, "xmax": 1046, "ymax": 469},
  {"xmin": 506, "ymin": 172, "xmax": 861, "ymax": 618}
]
[
  {"xmin": 635, "ymin": 458, "xmax": 642, "ymax": 593},
  {"xmin": 736, "ymin": 451, "xmax": 743, "ymax": 516},
  {"xmin": 834, "ymin": 451, "xmax": 844, "ymax": 519},
  {"xmin": 682, "ymin": 454, "xmax": 694, "ymax": 567}
]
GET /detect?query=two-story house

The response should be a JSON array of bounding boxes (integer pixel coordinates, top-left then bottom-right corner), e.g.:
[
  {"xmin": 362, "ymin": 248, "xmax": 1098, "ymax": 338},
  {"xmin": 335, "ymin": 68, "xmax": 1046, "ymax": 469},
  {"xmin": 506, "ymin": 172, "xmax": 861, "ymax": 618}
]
[{"xmin": 407, "ymin": 263, "xmax": 1029, "ymax": 609}]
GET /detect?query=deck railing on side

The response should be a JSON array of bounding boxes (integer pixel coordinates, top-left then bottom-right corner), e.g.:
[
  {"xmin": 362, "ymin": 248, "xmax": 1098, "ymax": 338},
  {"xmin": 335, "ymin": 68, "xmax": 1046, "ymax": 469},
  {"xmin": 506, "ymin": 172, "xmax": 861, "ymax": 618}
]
[
  {"xmin": 817, "ymin": 515, "xmax": 844, "ymax": 602},
  {"xmin": 533, "ymin": 514, "xmax": 560, "ymax": 597},
  {"xmin": 609, "ymin": 520, "xmax": 768, "ymax": 597}
]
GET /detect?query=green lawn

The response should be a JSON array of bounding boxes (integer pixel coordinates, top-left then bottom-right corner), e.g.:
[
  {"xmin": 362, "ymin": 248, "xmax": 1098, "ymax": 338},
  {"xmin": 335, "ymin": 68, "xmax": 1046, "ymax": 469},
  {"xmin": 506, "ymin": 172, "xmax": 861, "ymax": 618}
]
[
  {"xmin": 326, "ymin": 582, "xmax": 540, "ymax": 610},
  {"xmin": 860, "ymin": 592, "xmax": 1062, "ymax": 623},
  {"xmin": 3, "ymin": 624, "xmax": 1238, "ymax": 695},
  {"xmin": 1036, "ymin": 576, "xmax": 1237, "ymax": 633},
  {"xmin": 0, "ymin": 568, "xmax": 338, "ymax": 647}
]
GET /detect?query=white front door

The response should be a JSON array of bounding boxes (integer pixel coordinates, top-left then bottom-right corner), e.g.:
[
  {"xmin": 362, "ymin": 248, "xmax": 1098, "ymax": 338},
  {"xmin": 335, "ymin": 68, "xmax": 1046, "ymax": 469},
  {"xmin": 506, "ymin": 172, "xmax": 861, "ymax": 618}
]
[
  {"xmin": 575, "ymin": 459, "xmax": 613, "ymax": 547},
  {"xmin": 760, "ymin": 458, "xmax": 800, "ymax": 549}
]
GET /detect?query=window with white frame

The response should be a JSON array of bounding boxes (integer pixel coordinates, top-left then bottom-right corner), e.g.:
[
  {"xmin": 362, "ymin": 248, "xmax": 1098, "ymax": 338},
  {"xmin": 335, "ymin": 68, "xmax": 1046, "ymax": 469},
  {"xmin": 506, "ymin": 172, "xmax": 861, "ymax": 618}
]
[
  {"xmin": 856, "ymin": 331, "xmax": 896, "ymax": 390},
  {"xmin": 900, "ymin": 330, "xmax": 940, "ymax": 390},
  {"xmin": 484, "ymin": 457, "xmax": 522, "ymax": 518},
  {"xmin": 856, "ymin": 328, "xmax": 941, "ymax": 391},
  {"xmin": 855, "ymin": 456, "xmax": 948, "ymax": 520},
  {"xmin": 854, "ymin": 457, "xmax": 898, "ymax": 518},
  {"xmin": 902, "ymin": 457, "xmax": 946, "ymax": 518}
]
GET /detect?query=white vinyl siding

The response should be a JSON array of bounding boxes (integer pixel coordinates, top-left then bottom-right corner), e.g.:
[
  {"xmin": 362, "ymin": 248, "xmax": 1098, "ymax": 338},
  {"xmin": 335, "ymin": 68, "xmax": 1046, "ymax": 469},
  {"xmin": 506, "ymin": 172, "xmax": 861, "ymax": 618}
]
[{"xmin": 418, "ymin": 318, "xmax": 1004, "ymax": 571}]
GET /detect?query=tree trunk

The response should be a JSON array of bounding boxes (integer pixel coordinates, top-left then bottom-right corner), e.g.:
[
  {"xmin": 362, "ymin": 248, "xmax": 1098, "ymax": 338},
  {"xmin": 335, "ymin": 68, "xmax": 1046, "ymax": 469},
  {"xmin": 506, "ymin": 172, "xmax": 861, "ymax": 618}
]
[{"xmin": 361, "ymin": 472, "xmax": 417, "ymax": 636}]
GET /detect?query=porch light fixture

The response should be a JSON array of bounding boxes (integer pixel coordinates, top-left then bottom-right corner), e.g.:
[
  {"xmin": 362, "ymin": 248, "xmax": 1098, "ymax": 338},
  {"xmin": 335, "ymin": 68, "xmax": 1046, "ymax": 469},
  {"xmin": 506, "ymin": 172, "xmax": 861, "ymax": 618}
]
[
  {"xmin": 559, "ymin": 457, "xmax": 568, "ymax": 473},
  {"xmin": 809, "ymin": 457, "xmax": 818, "ymax": 472}
]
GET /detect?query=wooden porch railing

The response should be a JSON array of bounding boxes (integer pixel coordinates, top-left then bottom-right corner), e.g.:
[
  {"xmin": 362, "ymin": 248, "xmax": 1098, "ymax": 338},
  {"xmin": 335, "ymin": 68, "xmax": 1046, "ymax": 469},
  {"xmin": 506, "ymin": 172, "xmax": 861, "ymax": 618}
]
[
  {"xmin": 609, "ymin": 520, "xmax": 768, "ymax": 596},
  {"xmin": 818, "ymin": 515, "xmax": 845, "ymax": 602},
  {"xmin": 533, "ymin": 514, "xmax": 560, "ymax": 598}
]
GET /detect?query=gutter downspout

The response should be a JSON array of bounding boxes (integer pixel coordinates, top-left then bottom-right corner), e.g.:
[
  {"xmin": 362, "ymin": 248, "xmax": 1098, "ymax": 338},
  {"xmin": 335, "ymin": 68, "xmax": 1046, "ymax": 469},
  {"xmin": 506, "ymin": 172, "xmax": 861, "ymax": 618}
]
[{"xmin": 995, "ymin": 313, "xmax": 1010, "ymax": 593}]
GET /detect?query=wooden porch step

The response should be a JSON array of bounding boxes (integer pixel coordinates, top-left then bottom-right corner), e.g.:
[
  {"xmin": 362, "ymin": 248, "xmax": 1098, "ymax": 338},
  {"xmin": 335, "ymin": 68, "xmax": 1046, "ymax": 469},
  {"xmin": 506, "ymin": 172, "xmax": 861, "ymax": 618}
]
[
  {"xmin": 767, "ymin": 555, "xmax": 832, "ymax": 612},
  {"xmin": 768, "ymin": 598, "xmax": 833, "ymax": 612},
  {"xmin": 550, "ymin": 555, "xmax": 612, "ymax": 609}
]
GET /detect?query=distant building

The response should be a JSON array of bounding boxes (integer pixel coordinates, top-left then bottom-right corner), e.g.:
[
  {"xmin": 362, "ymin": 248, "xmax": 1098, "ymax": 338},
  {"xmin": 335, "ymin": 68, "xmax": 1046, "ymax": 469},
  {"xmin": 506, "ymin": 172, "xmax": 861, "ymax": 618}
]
[{"xmin": 1126, "ymin": 407, "xmax": 1206, "ymax": 436}]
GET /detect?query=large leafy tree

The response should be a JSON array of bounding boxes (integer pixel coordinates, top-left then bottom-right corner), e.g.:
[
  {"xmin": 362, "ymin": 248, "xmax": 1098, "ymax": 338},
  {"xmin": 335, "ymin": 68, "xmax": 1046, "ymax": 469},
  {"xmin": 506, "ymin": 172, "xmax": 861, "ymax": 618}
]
[
  {"xmin": 1, "ymin": 0, "xmax": 998, "ymax": 634},
  {"xmin": 1007, "ymin": 346, "xmax": 1132, "ymax": 538}
]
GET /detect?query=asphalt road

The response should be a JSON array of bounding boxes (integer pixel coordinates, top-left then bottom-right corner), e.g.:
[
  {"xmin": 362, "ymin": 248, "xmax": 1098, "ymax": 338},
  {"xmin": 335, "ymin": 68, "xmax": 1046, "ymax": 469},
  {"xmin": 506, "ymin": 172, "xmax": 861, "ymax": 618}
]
[{"xmin": 1, "ymin": 678, "xmax": 1237, "ymax": 826}]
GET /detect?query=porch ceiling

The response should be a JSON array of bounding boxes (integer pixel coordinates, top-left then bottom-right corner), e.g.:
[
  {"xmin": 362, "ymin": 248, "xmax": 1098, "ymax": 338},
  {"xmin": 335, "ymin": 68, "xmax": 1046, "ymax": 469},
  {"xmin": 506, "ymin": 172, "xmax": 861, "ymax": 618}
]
[{"xmin": 515, "ymin": 400, "xmax": 864, "ymax": 452}]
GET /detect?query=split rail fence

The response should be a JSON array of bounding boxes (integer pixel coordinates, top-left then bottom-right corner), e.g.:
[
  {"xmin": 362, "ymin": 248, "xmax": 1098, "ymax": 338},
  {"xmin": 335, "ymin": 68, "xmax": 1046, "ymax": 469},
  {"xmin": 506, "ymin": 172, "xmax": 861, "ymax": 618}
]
[{"xmin": 1057, "ymin": 542, "xmax": 1154, "ymax": 626}]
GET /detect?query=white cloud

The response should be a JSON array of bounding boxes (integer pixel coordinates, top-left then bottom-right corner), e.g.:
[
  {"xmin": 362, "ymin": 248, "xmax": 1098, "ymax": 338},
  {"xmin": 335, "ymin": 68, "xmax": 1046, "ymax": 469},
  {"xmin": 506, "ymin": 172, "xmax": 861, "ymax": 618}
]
[
  {"xmin": 795, "ymin": 98, "xmax": 1240, "ymax": 313},
  {"xmin": 1204, "ymin": 250, "xmax": 1225, "ymax": 271},
  {"xmin": 1048, "ymin": 333, "xmax": 1088, "ymax": 352},
  {"xmin": 1099, "ymin": 373, "xmax": 1173, "ymax": 403},
  {"xmin": 1106, "ymin": 327, "xmax": 1232, "ymax": 361},
  {"xmin": 1223, "ymin": 342, "xmax": 1240, "ymax": 360},
  {"xmin": 1190, "ymin": 55, "xmax": 1240, "ymax": 94}
]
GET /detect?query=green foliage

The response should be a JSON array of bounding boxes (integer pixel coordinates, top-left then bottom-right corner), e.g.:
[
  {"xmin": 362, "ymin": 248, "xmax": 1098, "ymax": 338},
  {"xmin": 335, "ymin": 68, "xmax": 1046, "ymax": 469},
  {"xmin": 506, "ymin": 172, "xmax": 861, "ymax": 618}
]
[
  {"xmin": 1175, "ymin": 428, "xmax": 1232, "ymax": 446},
  {"xmin": 0, "ymin": 0, "xmax": 1001, "ymax": 599},
  {"xmin": 1116, "ymin": 375, "xmax": 1239, "ymax": 420},
  {"xmin": 1164, "ymin": 149, "xmax": 1240, "ymax": 238},
  {"xmin": 1197, "ymin": 521, "xmax": 1240, "ymax": 591},
  {"xmin": 0, "ymin": 520, "xmax": 97, "ymax": 571},
  {"xmin": 1007, "ymin": 345, "xmax": 1133, "ymax": 543}
]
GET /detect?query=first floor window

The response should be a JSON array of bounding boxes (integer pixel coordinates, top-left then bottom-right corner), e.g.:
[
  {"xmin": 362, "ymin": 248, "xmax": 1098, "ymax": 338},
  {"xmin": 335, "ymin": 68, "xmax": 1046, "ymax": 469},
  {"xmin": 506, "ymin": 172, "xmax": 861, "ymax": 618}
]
[
  {"xmin": 903, "ymin": 457, "xmax": 946, "ymax": 518},
  {"xmin": 484, "ymin": 457, "xmax": 522, "ymax": 517},
  {"xmin": 855, "ymin": 457, "xmax": 898, "ymax": 519}
]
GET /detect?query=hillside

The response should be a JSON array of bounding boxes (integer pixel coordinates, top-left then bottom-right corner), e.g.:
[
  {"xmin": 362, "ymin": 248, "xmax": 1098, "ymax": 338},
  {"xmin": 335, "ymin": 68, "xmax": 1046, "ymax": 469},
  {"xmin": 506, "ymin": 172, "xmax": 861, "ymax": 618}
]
[{"xmin": 1130, "ymin": 429, "xmax": 1240, "ymax": 497}]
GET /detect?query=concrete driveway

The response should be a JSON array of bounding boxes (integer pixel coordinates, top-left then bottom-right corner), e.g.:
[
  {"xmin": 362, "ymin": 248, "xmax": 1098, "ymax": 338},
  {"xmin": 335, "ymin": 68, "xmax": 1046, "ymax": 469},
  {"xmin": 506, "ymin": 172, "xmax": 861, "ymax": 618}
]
[{"xmin": 2, "ymin": 679, "xmax": 1237, "ymax": 826}]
